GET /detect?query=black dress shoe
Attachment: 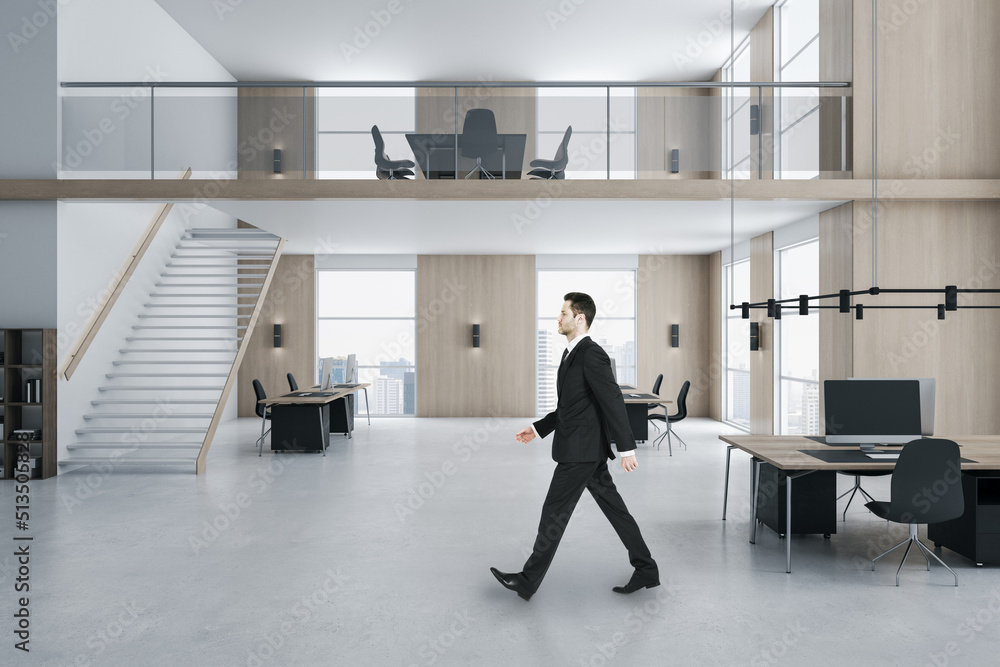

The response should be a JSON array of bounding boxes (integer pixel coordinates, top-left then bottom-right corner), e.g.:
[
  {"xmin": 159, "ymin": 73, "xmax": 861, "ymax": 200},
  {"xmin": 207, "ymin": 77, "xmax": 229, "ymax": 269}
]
[
  {"xmin": 490, "ymin": 567, "xmax": 533, "ymax": 600},
  {"xmin": 612, "ymin": 573, "xmax": 660, "ymax": 594}
]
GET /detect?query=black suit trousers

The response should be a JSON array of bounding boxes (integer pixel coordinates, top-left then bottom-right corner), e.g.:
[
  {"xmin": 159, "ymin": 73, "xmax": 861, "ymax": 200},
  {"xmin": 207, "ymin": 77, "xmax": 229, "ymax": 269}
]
[{"xmin": 521, "ymin": 460, "xmax": 657, "ymax": 589}]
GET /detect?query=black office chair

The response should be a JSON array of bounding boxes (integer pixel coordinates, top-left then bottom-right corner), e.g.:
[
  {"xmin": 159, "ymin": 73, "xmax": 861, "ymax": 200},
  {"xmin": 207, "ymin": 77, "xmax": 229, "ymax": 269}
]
[
  {"xmin": 461, "ymin": 109, "xmax": 502, "ymax": 180},
  {"xmin": 287, "ymin": 372, "xmax": 298, "ymax": 392},
  {"xmin": 253, "ymin": 379, "xmax": 271, "ymax": 456},
  {"xmin": 650, "ymin": 380, "xmax": 690, "ymax": 456},
  {"xmin": 864, "ymin": 438, "xmax": 964, "ymax": 586},
  {"xmin": 646, "ymin": 373, "xmax": 664, "ymax": 433},
  {"xmin": 371, "ymin": 125, "xmax": 415, "ymax": 180},
  {"xmin": 528, "ymin": 125, "xmax": 572, "ymax": 179}
]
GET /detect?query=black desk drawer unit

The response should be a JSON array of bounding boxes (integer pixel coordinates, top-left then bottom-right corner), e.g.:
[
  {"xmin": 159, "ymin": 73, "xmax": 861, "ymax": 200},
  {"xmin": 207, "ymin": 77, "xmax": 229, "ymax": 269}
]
[
  {"xmin": 755, "ymin": 463, "xmax": 837, "ymax": 537},
  {"xmin": 928, "ymin": 472, "xmax": 1000, "ymax": 566}
]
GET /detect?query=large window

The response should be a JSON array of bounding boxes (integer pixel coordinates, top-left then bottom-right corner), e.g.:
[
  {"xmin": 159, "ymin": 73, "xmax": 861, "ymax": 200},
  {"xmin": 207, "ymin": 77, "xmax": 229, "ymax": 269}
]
[
  {"xmin": 722, "ymin": 39, "xmax": 752, "ymax": 180},
  {"xmin": 316, "ymin": 88, "xmax": 415, "ymax": 179},
  {"xmin": 317, "ymin": 270, "xmax": 416, "ymax": 416},
  {"xmin": 775, "ymin": 239, "xmax": 819, "ymax": 434},
  {"xmin": 536, "ymin": 88, "xmax": 636, "ymax": 179},
  {"xmin": 536, "ymin": 270, "xmax": 636, "ymax": 416},
  {"xmin": 723, "ymin": 259, "xmax": 751, "ymax": 429},
  {"xmin": 776, "ymin": 0, "xmax": 820, "ymax": 179}
]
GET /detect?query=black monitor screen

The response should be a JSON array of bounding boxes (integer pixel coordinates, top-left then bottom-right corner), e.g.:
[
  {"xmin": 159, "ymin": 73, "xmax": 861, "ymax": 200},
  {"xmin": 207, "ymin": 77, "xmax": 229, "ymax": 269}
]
[{"xmin": 824, "ymin": 380, "xmax": 922, "ymax": 443}]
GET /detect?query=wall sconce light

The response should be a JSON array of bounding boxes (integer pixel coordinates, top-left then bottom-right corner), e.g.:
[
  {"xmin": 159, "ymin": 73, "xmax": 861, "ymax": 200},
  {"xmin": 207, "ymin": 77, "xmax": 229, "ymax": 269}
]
[
  {"xmin": 273, "ymin": 149, "xmax": 282, "ymax": 174},
  {"xmin": 750, "ymin": 322, "xmax": 760, "ymax": 351},
  {"xmin": 855, "ymin": 304, "xmax": 864, "ymax": 320},
  {"xmin": 799, "ymin": 294, "xmax": 809, "ymax": 316},
  {"xmin": 670, "ymin": 149, "xmax": 680, "ymax": 174},
  {"xmin": 938, "ymin": 304, "xmax": 946, "ymax": 320},
  {"xmin": 273, "ymin": 324, "xmax": 282, "ymax": 347},
  {"xmin": 670, "ymin": 324, "xmax": 679, "ymax": 348},
  {"xmin": 472, "ymin": 324, "xmax": 480, "ymax": 348}
]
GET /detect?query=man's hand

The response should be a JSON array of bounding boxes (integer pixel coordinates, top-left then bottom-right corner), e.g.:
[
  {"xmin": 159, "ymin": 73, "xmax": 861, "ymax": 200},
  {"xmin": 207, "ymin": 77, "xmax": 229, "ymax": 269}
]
[
  {"xmin": 515, "ymin": 427, "xmax": 536, "ymax": 444},
  {"xmin": 621, "ymin": 456, "xmax": 638, "ymax": 472}
]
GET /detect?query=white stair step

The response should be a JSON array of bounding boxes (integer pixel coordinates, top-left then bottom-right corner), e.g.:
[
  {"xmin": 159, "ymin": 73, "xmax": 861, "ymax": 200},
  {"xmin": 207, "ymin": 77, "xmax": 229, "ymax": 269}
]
[
  {"xmin": 119, "ymin": 349, "xmax": 236, "ymax": 354},
  {"xmin": 166, "ymin": 264, "xmax": 270, "ymax": 269},
  {"xmin": 161, "ymin": 273, "xmax": 270, "ymax": 278},
  {"xmin": 105, "ymin": 372, "xmax": 229, "ymax": 378},
  {"xmin": 92, "ymin": 399, "xmax": 219, "ymax": 405},
  {"xmin": 126, "ymin": 337, "xmax": 239, "ymax": 342},
  {"xmin": 67, "ymin": 443, "xmax": 203, "ymax": 450},
  {"xmin": 137, "ymin": 314, "xmax": 245, "ymax": 319},
  {"xmin": 59, "ymin": 457, "xmax": 197, "ymax": 466},
  {"xmin": 76, "ymin": 427, "xmax": 207, "ymax": 434},
  {"xmin": 149, "ymin": 294, "xmax": 258, "ymax": 298},
  {"xmin": 156, "ymin": 282, "xmax": 263, "ymax": 288},
  {"xmin": 172, "ymin": 254, "xmax": 274, "ymax": 259},
  {"xmin": 132, "ymin": 325, "xmax": 247, "ymax": 329},
  {"xmin": 83, "ymin": 413, "xmax": 214, "ymax": 419},
  {"xmin": 112, "ymin": 360, "xmax": 233, "ymax": 365},
  {"xmin": 143, "ymin": 304, "xmax": 255, "ymax": 308},
  {"xmin": 99, "ymin": 386, "xmax": 225, "ymax": 391}
]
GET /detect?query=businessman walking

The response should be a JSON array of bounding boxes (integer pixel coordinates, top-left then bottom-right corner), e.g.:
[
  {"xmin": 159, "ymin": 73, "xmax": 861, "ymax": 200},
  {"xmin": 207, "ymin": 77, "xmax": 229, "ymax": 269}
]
[{"xmin": 491, "ymin": 292, "xmax": 658, "ymax": 600}]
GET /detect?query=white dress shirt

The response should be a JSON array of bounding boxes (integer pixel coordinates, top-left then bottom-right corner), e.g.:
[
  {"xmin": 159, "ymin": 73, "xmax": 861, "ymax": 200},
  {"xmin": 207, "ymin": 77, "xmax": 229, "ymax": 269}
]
[{"xmin": 531, "ymin": 334, "xmax": 636, "ymax": 458}]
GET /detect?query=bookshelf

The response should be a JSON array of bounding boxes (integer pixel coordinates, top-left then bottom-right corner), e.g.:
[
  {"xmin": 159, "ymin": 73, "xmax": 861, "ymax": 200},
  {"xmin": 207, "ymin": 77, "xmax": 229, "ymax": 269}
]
[{"xmin": 1, "ymin": 329, "xmax": 57, "ymax": 479}]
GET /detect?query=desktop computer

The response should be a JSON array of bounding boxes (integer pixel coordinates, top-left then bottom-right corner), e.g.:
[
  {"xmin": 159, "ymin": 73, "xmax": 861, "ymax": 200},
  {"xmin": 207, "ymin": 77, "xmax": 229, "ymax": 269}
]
[{"xmin": 824, "ymin": 379, "xmax": 923, "ymax": 453}]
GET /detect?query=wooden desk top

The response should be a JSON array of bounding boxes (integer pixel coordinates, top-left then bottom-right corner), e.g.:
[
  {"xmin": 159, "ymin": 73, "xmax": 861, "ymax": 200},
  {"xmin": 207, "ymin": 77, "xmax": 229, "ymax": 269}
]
[
  {"xmin": 259, "ymin": 383, "xmax": 371, "ymax": 407},
  {"xmin": 720, "ymin": 435, "xmax": 1000, "ymax": 471},
  {"xmin": 619, "ymin": 385, "xmax": 672, "ymax": 405}
]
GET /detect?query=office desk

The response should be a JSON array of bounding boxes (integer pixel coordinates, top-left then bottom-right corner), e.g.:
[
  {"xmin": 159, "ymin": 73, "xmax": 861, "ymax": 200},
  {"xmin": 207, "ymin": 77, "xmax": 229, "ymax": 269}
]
[
  {"xmin": 719, "ymin": 435, "xmax": 1000, "ymax": 572},
  {"xmin": 259, "ymin": 383, "xmax": 371, "ymax": 454},
  {"xmin": 620, "ymin": 384, "xmax": 672, "ymax": 442},
  {"xmin": 405, "ymin": 133, "xmax": 527, "ymax": 179}
]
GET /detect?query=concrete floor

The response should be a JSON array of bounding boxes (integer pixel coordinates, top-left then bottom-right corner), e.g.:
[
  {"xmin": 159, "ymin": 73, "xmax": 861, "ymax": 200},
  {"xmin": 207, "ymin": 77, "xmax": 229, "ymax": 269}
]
[{"xmin": 2, "ymin": 416, "xmax": 999, "ymax": 666}]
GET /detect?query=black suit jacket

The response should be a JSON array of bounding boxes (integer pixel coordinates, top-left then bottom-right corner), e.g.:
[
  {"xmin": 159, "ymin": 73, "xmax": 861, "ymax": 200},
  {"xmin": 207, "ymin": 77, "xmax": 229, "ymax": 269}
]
[{"xmin": 533, "ymin": 336, "xmax": 636, "ymax": 463}]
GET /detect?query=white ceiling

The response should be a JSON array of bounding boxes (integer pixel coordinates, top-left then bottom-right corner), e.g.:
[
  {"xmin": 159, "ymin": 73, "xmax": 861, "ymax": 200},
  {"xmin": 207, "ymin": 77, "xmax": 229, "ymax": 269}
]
[
  {"xmin": 153, "ymin": 0, "xmax": 774, "ymax": 82},
  {"xmin": 209, "ymin": 199, "xmax": 844, "ymax": 255}
]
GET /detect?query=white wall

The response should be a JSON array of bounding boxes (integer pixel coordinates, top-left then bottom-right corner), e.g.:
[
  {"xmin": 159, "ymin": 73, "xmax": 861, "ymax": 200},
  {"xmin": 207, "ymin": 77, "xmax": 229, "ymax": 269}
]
[
  {"xmin": 57, "ymin": 0, "xmax": 237, "ymax": 178},
  {"xmin": 0, "ymin": 203, "xmax": 58, "ymax": 327}
]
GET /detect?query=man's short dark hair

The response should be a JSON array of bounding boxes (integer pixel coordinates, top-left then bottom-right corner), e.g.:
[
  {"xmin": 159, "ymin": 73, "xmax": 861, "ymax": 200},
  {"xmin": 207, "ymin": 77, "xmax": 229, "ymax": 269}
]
[{"xmin": 564, "ymin": 292, "xmax": 596, "ymax": 328}]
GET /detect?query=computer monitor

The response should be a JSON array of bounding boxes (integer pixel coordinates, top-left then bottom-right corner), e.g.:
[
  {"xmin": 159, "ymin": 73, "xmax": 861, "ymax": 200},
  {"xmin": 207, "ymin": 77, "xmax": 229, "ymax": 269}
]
[
  {"xmin": 345, "ymin": 354, "xmax": 357, "ymax": 384},
  {"xmin": 609, "ymin": 358, "xmax": 618, "ymax": 382},
  {"xmin": 319, "ymin": 357, "xmax": 334, "ymax": 390},
  {"xmin": 824, "ymin": 379, "xmax": 922, "ymax": 451},
  {"xmin": 848, "ymin": 377, "xmax": 936, "ymax": 436}
]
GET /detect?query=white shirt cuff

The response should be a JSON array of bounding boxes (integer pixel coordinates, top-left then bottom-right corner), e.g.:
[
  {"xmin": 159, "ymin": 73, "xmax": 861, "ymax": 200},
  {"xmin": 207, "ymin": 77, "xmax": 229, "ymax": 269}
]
[
  {"xmin": 530, "ymin": 424, "xmax": 540, "ymax": 439},
  {"xmin": 620, "ymin": 450, "xmax": 636, "ymax": 458}
]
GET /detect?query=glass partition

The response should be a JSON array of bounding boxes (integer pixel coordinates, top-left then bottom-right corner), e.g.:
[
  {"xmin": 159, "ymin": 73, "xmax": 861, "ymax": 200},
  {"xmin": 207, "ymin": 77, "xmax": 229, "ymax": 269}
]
[{"xmin": 57, "ymin": 83, "xmax": 850, "ymax": 181}]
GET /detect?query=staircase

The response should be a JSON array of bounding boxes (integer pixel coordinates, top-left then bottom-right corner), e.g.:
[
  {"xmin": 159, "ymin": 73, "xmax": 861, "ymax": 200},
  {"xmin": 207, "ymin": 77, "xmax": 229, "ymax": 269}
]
[{"xmin": 60, "ymin": 227, "xmax": 283, "ymax": 472}]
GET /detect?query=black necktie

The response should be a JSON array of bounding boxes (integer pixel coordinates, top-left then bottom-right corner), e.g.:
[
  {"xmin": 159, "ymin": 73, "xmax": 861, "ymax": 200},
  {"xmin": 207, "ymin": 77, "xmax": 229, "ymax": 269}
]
[{"xmin": 560, "ymin": 348, "xmax": 569, "ymax": 366}]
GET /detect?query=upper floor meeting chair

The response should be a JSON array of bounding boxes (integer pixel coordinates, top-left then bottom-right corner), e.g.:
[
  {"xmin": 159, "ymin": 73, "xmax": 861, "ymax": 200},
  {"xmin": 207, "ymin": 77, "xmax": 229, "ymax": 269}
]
[
  {"xmin": 287, "ymin": 372, "xmax": 298, "ymax": 392},
  {"xmin": 650, "ymin": 380, "xmax": 690, "ymax": 456},
  {"xmin": 864, "ymin": 438, "xmax": 964, "ymax": 586},
  {"xmin": 371, "ymin": 125, "xmax": 415, "ymax": 180},
  {"xmin": 461, "ymin": 109, "xmax": 502, "ymax": 179},
  {"xmin": 253, "ymin": 379, "xmax": 271, "ymax": 457},
  {"xmin": 646, "ymin": 373, "xmax": 664, "ymax": 433},
  {"xmin": 528, "ymin": 125, "xmax": 572, "ymax": 179}
]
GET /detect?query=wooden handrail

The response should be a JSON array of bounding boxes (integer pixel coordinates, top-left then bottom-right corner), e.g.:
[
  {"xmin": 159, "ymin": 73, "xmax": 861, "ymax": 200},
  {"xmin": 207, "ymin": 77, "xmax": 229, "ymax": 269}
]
[
  {"xmin": 60, "ymin": 168, "xmax": 192, "ymax": 381},
  {"xmin": 196, "ymin": 238, "xmax": 285, "ymax": 474}
]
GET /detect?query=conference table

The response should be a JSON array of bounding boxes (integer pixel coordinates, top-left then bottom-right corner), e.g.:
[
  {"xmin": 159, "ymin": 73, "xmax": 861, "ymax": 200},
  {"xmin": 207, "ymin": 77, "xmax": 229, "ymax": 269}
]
[
  {"xmin": 405, "ymin": 133, "xmax": 527, "ymax": 179},
  {"xmin": 258, "ymin": 383, "xmax": 371, "ymax": 454},
  {"xmin": 619, "ymin": 384, "xmax": 672, "ymax": 442},
  {"xmin": 719, "ymin": 435, "xmax": 1000, "ymax": 573}
]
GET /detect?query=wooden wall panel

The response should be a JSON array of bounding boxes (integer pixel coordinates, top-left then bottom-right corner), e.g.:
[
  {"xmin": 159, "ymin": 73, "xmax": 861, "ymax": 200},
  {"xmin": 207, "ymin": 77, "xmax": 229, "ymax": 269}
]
[
  {"xmin": 238, "ymin": 255, "xmax": 315, "ymax": 417},
  {"xmin": 853, "ymin": 0, "xmax": 1000, "ymax": 179},
  {"xmin": 416, "ymin": 255, "xmax": 535, "ymax": 417},
  {"xmin": 818, "ymin": 203, "xmax": 854, "ymax": 428},
  {"xmin": 750, "ymin": 7, "xmax": 774, "ymax": 180},
  {"xmin": 237, "ymin": 88, "xmax": 316, "ymax": 180},
  {"xmin": 709, "ymin": 251, "xmax": 723, "ymax": 421},
  {"xmin": 750, "ymin": 232, "xmax": 774, "ymax": 435},
  {"xmin": 637, "ymin": 88, "xmax": 714, "ymax": 179},
  {"xmin": 852, "ymin": 202, "xmax": 1000, "ymax": 434},
  {"xmin": 819, "ymin": 0, "xmax": 853, "ymax": 177},
  {"xmin": 636, "ymin": 255, "xmax": 711, "ymax": 417}
]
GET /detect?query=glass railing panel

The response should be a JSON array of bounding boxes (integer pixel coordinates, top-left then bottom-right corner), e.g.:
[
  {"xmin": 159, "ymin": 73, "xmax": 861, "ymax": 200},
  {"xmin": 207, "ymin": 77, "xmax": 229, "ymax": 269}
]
[
  {"xmin": 317, "ymin": 87, "xmax": 416, "ymax": 179},
  {"xmin": 59, "ymin": 88, "xmax": 152, "ymax": 178},
  {"xmin": 152, "ymin": 88, "xmax": 237, "ymax": 179}
]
